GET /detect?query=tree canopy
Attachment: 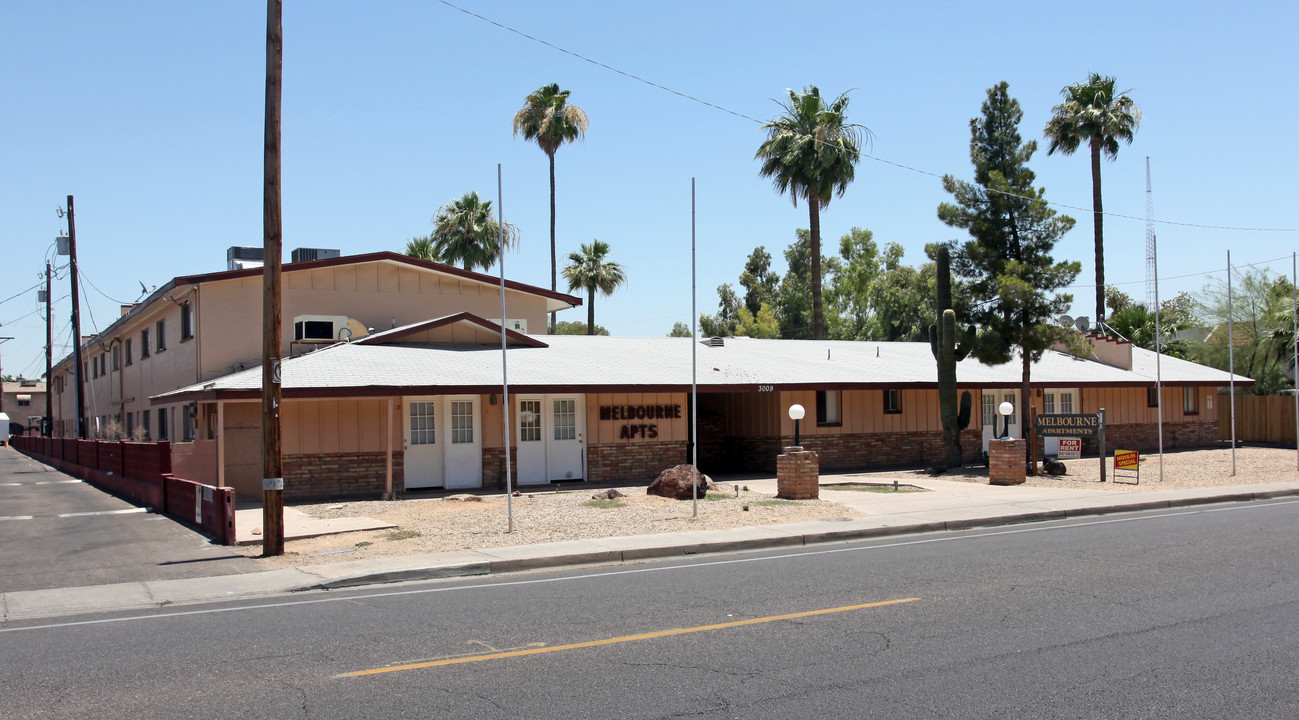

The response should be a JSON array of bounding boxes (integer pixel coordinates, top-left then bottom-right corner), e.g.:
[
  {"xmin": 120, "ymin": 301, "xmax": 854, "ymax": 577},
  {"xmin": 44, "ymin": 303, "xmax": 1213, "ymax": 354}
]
[
  {"xmin": 939, "ymin": 82, "xmax": 1080, "ymax": 443},
  {"xmin": 756, "ymin": 86, "xmax": 866, "ymax": 339},
  {"xmin": 1044, "ymin": 73, "xmax": 1140, "ymax": 324},
  {"xmin": 562, "ymin": 239, "xmax": 626, "ymax": 336}
]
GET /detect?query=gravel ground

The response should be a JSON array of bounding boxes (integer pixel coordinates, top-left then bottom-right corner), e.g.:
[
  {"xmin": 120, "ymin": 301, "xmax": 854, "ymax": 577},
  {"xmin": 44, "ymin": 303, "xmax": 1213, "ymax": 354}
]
[
  {"xmin": 234, "ymin": 446, "xmax": 1299, "ymax": 568},
  {"xmin": 925, "ymin": 444, "xmax": 1299, "ymax": 491}
]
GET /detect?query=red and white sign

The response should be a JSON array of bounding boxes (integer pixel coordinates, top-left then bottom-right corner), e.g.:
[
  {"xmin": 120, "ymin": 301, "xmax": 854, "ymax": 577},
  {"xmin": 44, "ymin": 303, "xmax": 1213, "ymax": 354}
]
[
  {"xmin": 1114, "ymin": 449, "xmax": 1139, "ymax": 470},
  {"xmin": 1057, "ymin": 437, "xmax": 1081, "ymax": 459}
]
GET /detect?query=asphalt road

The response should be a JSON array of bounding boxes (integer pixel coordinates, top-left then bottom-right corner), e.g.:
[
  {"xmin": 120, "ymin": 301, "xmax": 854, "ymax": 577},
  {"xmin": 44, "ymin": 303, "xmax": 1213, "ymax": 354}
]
[
  {"xmin": 0, "ymin": 447, "xmax": 259, "ymax": 592},
  {"xmin": 5, "ymin": 496, "xmax": 1299, "ymax": 718}
]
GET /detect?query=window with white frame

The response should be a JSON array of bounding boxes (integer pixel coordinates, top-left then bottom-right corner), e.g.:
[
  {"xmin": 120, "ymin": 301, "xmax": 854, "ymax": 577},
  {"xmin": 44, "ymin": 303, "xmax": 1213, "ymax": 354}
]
[{"xmin": 409, "ymin": 401, "xmax": 436, "ymax": 445}]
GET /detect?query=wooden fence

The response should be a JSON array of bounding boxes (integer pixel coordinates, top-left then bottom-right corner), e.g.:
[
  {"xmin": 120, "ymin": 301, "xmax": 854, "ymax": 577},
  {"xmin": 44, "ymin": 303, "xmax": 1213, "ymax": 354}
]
[{"xmin": 1218, "ymin": 395, "xmax": 1299, "ymax": 443}]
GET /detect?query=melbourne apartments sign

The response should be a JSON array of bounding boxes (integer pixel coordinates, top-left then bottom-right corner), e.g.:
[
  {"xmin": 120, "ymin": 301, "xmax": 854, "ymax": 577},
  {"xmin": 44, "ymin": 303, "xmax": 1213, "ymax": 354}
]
[{"xmin": 1033, "ymin": 413, "xmax": 1101, "ymax": 437}]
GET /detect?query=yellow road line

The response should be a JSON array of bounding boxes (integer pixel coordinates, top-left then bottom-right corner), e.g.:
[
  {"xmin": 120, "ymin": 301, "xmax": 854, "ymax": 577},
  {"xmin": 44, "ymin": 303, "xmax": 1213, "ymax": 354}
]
[{"xmin": 341, "ymin": 598, "xmax": 918, "ymax": 678}]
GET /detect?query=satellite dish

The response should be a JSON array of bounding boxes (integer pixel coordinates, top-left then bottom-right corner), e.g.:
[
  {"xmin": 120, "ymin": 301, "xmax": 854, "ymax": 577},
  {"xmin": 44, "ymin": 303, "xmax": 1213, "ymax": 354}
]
[
  {"xmin": 1058, "ymin": 315, "xmax": 1074, "ymax": 328},
  {"xmin": 1075, "ymin": 316, "xmax": 1091, "ymax": 333}
]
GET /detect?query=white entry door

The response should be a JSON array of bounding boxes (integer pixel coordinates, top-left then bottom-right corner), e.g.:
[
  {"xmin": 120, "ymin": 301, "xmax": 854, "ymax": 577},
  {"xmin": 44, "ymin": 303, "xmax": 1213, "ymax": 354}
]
[
  {"xmin": 404, "ymin": 397, "xmax": 444, "ymax": 489},
  {"xmin": 547, "ymin": 395, "xmax": 585, "ymax": 481},
  {"xmin": 444, "ymin": 396, "xmax": 482, "ymax": 489},
  {"xmin": 515, "ymin": 397, "xmax": 547, "ymax": 486},
  {"xmin": 981, "ymin": 390, "xmax": 1021, "ymax": 453}
]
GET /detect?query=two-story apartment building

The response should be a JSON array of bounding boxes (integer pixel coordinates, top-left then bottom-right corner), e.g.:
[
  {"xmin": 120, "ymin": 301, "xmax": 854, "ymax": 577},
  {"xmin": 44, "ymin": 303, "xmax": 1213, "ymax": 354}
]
[
  {"xmin": 2, "ymin": 378, "xmax": 46, "ymax": 431},
  {"xmin": 48, "ymin": 250, "xmax": 580, "ymax": 487}
]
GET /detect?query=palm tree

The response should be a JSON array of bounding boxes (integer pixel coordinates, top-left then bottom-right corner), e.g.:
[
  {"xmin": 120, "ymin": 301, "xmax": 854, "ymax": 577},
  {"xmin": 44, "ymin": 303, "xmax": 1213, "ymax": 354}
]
[
  {"xmin": 562, "ymin": 240, "xmax": 626, "ymax": 335},
  {"xmin": 755, "ymin": 86, "xmax": 866, "ymax": 339},
  {"xmin": 425, "ymin": 191, "xmax": 517, "ymax": 271},
  {"xmin": 512, "ymin": 83, "xmax": 589, "ymax": 331},
  {"xmin": 1044, "ymin": 73, "xmax": 1140, "ymax": 326},
  {"xmin": 404, "ymin": 235, "xmax": 435, "ymax": 261}
]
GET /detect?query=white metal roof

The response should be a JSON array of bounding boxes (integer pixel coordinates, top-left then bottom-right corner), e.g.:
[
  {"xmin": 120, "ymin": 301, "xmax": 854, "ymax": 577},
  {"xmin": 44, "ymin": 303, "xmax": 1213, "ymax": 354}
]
[{"xmin": 154, "ymin": 333, "xmax": 1248, "ymax": 401}]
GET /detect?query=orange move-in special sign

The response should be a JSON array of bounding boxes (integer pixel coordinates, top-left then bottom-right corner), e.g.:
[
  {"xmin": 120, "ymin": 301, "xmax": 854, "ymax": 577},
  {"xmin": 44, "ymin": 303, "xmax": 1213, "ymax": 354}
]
[
  {"xmin": 1114, "ymin": 450, "xmax": 1139, "ymax": 470},
  {"xmin": 1058, "ymin": 437, "xmax": 1082, "ymax": 459}
]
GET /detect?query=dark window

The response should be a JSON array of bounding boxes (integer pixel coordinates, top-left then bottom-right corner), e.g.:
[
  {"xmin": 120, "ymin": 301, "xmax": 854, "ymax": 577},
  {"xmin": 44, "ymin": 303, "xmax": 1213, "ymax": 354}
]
[
  {"xmin": 884, "ymin": 388, "xmax": 902, "ymax": 414},
  {"xmin": 182, "ymin": 403, "xmax": 195, "ymax": 441},
  {"xmin": 112, "ymin": 346, "xmax": 120, "ymax": 371},
  {"xmin": 816, "ymin": 390, "xmax": 842, "ymax": 425},
  {"xmin": 1147, "ymin": 387, "xmax": 1159, "ymax": 408},
  {"xmin": 157, "ymin": 407, "xmax": 168, "ymax": 440},
  {"xmin": 17, "ymin": 398, "xmax": 30, "ymax": 407},
  {"xmin": 141, "ymin": 329, "xmax": 150, "ymax": 358},
  {"xmin": 142, "ymin": 410, "xmax": 151, "ymax": 440},
  {"xmin": 156, "ymin": 320, "xmax": 166, "ymax": 352},
  {"xmin": 125, "ymin": 338, "xmax": 133, "ymax": 366},
  {"xmin": 180, "ymin": 302, "xmax": 193, "ymax": 341},
  {"xmin": 1183, "ymin": 387, "xmax": 1198, "ymax": 415}
]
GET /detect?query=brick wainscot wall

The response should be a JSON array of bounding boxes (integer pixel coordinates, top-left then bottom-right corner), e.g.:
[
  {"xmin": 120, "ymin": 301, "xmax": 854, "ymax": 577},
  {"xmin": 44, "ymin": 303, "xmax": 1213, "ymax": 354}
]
[
  {"xmin": 1065, "ymin": 420, "xmax": 1217, "ymax": 457},
  {"xmin": 283, "ymin": 451, "xmax": 403, "ymax": 501},
  {"xmin": 728, "ymin": 429, "xmax": 986, "ymax": 474},
  {"xmin": 587, "ymin": 441, "xmax": 687, "ymax": 483}
]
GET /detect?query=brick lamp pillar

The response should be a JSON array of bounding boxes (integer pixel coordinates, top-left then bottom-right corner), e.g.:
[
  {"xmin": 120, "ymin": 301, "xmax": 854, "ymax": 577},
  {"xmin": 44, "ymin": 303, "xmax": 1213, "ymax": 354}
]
[
  {"xmin": 988, "ymin": 438, "xmax": 1026, "ymax": 485},
  {"xmin": 777, "ymin": 403, "xmax": 819, "ymax": 499},
  {"xmin": 777, "ymin": 447, "xmax": 820, "ymax": 499}
]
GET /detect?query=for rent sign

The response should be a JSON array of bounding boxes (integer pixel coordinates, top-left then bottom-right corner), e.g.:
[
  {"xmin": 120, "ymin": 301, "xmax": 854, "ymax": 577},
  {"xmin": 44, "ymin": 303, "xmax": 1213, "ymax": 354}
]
[
  {"xmin": 1057, "ymin": 437, "xmax": 1081, "ymax": 459},
  {"xmin": 1034, "ymin": 413, "xmax": 1101, "ymax": 437}
]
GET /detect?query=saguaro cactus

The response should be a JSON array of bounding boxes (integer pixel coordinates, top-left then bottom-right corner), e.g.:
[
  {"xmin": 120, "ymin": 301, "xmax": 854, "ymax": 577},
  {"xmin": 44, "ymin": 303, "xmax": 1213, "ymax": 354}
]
[{"xmin": 929, "ymin": 246, "xmax": 973, "ymax": 468}]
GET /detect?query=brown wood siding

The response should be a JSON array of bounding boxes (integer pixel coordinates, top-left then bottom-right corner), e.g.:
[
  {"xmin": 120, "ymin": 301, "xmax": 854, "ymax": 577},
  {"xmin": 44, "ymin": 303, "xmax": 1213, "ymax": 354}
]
[
  {"xmin": 587, "ymin": 392, "xmax": 688, "ymax": 444},
  {"xmin": 777, "ymin": 389, "xmax": 942, "ymax": 437},
  {"xmin": 282, "ymin": 398, "xmax": 397, "ymax": 455}
]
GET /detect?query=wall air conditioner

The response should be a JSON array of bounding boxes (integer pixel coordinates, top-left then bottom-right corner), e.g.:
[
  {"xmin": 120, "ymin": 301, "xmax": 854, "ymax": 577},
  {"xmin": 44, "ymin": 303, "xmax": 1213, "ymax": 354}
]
[{"xmin": 294, "ymin": 315, "xmax": 349, "ymax": 342}]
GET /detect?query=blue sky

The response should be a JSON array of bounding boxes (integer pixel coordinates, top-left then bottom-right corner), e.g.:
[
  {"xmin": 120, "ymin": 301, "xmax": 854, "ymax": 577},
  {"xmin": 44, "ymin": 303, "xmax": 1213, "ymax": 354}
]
[{"xmin": 2, "ymin": 0, "xmax": 1296, "ymax": 380}]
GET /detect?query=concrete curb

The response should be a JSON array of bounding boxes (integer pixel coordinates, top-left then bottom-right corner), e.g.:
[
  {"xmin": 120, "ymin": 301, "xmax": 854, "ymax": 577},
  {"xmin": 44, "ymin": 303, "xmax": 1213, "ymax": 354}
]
[{"xmin": 4, "ymin": 487, "xmax": 1298, "ymax": 623}]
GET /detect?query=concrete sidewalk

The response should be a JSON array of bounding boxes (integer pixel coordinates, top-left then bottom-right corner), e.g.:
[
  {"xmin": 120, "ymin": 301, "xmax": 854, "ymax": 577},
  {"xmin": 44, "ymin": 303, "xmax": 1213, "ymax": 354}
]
[{"xmin": 5, "ymin": 476, "xmax": 1299, "ymax": 623}]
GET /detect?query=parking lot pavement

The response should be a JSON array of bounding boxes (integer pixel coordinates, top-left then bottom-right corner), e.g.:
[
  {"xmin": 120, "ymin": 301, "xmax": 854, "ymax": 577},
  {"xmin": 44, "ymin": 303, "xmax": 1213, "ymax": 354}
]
[{"xmin": 0, "ymin": 447, "xmax": 261, "ymax": 593}]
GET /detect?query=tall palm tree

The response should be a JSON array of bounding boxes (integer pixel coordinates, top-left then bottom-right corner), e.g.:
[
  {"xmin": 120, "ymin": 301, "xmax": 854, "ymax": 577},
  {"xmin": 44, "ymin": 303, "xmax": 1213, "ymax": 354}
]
[
  {"xmin": 425, "ymin": 191, "xmax": 517, "ymax": 271},
  {"xmin": 512, "ymin": 83, "xmax": 589, "ymax": 331},
  {"xmin": 1044, "ymin": 73, "xmax": 1140, "ymax": 326},
  {"xmin": 562, "ymin": 239, "xmax": 626, "ymax": 335},
  {"xmin": 755, "ymin": 86, "xmax": 866, "ymax": 339}
]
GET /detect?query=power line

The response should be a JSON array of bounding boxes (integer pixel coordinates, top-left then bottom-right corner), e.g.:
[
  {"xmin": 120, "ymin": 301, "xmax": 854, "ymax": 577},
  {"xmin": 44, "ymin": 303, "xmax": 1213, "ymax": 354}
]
[
  {"xmin": 79, "ymin": 271, "xmax": 135, "ymax": 305},
  {"xmin": 440, "ymin": 1, "xmax": 1299, "ymax": 233},
  {"xmin": 0, "ymin": 281, "xmax": 44, "ymax": 308}
]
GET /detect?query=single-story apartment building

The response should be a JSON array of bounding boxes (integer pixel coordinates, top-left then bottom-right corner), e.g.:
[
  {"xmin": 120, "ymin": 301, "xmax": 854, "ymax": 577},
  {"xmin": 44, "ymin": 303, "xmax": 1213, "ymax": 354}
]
[{"xmin": 154, "ymin": 313, "xmax": 1245, "ymax": 501}]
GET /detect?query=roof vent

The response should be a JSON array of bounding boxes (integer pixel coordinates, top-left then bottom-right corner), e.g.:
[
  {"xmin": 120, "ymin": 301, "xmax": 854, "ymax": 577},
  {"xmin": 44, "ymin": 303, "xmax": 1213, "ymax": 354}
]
[
  {"xmin": 227, "ymin": 246, "xmax": 264, "ymax": 271},
  {"xmin": 290, "ymin": 247, "xmax": 341, "ymax": 263},
  {"xmin": 702, "ymin": 337, "xmax": 724, "ymax": 348}
]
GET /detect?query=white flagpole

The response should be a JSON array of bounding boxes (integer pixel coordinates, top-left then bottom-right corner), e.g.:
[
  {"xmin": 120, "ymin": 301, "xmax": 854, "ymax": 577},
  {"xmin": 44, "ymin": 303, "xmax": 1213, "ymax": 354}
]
[
  {"xmin": 1228, "ymin": 250, "xmax": 1236, "ymax": 476},
  {"xmin": 499, "ymin": 163, "xmax": 513, "ymax": 532},
  {"xmin": 1148, "ymin": 159, "xmax": 1163, "ymax": 482},
  {"xmin": 691, "ymin": 178, "xmax": 698, "ymax": 519},
  {"xmin": 1154, "ymin": 232, "xmax": 1163, "ymax": 482}
]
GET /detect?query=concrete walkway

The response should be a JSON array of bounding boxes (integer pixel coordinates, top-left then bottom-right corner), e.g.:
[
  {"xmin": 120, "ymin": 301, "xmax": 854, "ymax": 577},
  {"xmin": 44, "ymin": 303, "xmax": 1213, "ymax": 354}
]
[
  {"xmin": 233, "ymin": 505, "xmax": 395, "ymax": 546},
  {"xmin": 5, "ymin": 475, "xmax": 1299, "ymax": 623}
]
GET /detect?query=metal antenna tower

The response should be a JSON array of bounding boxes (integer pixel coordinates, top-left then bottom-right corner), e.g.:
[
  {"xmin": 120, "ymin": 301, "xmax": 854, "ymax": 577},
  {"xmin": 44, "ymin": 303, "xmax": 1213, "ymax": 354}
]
[{"xmin": 1145, "ymin": 157, "xmax": 1156, "ymax": 308}]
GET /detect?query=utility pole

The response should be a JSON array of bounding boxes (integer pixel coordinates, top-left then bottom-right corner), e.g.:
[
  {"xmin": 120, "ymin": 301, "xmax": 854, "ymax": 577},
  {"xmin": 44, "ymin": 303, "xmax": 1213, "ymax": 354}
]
[
  {"xmin": 261, "ymin": 0, "xmax": 285, "ymax": 556},
  {"xmin": 45, "ymin": 262, "xmax": 53, "ymax": 436},
  {"xmin": 66, "ymin": 195, "xmax": 86, "ymax": 439}
]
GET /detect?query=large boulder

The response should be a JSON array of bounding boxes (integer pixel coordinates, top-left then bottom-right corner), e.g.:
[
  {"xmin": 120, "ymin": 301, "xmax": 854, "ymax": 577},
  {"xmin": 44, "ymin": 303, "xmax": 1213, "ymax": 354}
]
[{"xmin": 647, "ymin": 465, "xmax": 713, "ymax": 500}]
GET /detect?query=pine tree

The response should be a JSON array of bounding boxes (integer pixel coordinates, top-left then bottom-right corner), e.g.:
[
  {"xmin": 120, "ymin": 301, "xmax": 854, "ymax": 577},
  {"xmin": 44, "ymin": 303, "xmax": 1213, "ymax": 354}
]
[{"xmin": 938, "ymin": 82, "xmax": 1080, "ymax": 472}]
